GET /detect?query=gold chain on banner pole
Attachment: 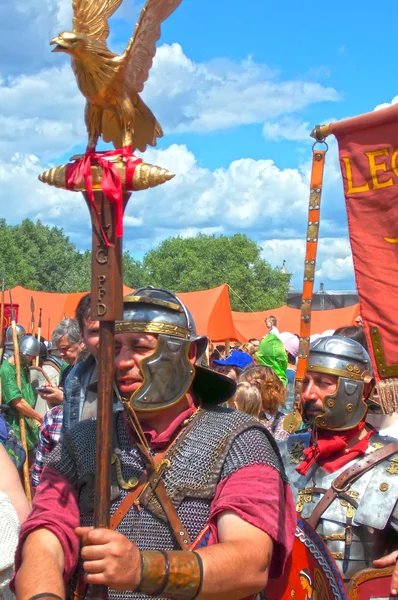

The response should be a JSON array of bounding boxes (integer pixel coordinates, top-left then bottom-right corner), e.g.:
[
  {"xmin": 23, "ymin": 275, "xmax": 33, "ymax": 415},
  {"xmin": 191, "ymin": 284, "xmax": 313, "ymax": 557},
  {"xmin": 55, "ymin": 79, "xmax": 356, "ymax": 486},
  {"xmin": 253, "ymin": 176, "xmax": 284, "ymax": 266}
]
[{"xmin": 283, "ymin": 135, "xmax": 328, "ymax": 433}]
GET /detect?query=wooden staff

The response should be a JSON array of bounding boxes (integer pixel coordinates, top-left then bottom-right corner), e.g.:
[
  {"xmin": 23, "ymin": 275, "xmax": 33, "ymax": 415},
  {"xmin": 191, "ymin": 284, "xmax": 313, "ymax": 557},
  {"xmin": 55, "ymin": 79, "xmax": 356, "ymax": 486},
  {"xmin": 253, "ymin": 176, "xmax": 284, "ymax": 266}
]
[
  {"xmin": 30, "ymin": 296, "xmax": 35, "ymax": 336},
  {"xmin": 35, "ymin": 308, "xmax": 42, "ymax": 367},
  {"xmin": 9, "ymin": 291, "xmax": 32, "ymax": 506},
  {"xmin": 47, "ymin": 317, "xmax": 51, "ymax": 341},
  {"xmin": 84, "ymin": 190, "xmax": 129, "ymax": 600},
  {"xmin": 283, "ymin": 141, "xmax": 328, "ymax": 433},
  {"xmin": 225, "ymin": 339, "xmax": 230, "ymax": 357},
  {"xmin": 0, "ymin": 265, "xmax": 5, "ymax": 405}
]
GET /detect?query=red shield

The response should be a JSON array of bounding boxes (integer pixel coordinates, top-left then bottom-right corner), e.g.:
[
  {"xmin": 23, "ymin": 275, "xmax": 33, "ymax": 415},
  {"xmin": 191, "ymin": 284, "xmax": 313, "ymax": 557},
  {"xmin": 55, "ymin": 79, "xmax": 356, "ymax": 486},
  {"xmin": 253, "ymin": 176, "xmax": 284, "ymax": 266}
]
[
  {"xmin": 266, "ymin": 515, "xmax": 348, "ymax": 600},
  {"xmin": 347, "ymin": 566, "xmax": 395, "ymax": 600}
]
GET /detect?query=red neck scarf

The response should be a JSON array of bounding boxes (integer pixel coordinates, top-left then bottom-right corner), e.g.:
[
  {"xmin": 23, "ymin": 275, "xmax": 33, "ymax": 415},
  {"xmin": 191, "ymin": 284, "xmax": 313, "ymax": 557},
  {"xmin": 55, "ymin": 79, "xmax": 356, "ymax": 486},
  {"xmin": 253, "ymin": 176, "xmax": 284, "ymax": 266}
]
[{"xmin": 296, "ymin": 421, "xmax": 375, "ymax": 475}]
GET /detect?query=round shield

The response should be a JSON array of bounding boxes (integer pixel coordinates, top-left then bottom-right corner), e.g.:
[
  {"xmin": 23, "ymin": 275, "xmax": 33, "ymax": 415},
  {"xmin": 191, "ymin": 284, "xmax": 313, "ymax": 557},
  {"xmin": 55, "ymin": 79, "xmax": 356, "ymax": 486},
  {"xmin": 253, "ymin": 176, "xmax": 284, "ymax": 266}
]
[{"xmin": 266, "ymin": 515, "xmax": 348, "ymax": 600}]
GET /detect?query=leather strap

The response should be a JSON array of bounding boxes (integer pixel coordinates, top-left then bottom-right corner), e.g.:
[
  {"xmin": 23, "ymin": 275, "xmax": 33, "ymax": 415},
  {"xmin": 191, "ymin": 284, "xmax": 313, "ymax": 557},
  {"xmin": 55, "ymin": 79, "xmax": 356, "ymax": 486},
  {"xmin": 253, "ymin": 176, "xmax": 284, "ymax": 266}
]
[
  {"xmin": 307, "ymin": 441, "xmax": 398, "ymax": 529},
  {"xmin": 153, "ymin": 480, "xmax": 191, "ymax": 549},
  {"xmin": 109, "ymin": 446, "xmax": 170, "ymax": 531}
]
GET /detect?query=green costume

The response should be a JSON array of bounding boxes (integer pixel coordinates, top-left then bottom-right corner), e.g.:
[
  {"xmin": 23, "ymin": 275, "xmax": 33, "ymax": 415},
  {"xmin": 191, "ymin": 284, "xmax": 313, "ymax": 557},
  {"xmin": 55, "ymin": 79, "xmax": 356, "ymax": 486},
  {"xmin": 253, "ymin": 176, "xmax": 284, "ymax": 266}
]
[
  {"xmin": 0, "ymin": 360, "xmax": 39, "ymax": 450},
  {"xmin": 256, "ymin": 334, "xmax": 288, "ymax": 386}
]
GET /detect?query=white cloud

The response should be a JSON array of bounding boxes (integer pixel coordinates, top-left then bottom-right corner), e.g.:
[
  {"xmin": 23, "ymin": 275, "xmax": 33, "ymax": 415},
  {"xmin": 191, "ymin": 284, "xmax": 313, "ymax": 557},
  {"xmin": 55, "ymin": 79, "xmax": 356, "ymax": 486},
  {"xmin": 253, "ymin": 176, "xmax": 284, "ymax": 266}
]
[
  {"xmin": 262, "ymin": 116, "xmax": 311, "ymax": 141},
  {"xmin": 261, "ymin": 237, "xmax": 354, "ymax": 287},
  {"xmin": 0, "ymin": 65, "xmax": 84, "ymax": 159},
  {"xmin": 0, "ymin": 0, "xmax": 71, "ymax": 76},
  {"xmin": 0, "ymin": 41, "xmax": 340, "ymax": 162},
  {"xmin": 0, "ymin": 143, "xmax": 310, "ymax": 251},
  {"xmin": 374, "ymin": 95, "xmax": 398, "ymax": 111},
  {"xmin": 316, "ymin": 255, "xmax": 354, "ymax": 281},
  {"xmin": 144, "ymin": 44, "xmax": 340, "ymax": 134}
]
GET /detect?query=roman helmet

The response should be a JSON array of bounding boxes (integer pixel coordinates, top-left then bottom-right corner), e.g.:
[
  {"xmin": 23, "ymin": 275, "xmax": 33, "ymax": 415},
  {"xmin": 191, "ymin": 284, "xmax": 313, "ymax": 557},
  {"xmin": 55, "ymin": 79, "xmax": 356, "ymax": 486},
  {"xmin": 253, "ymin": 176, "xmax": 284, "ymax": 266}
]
[
  {"xmin": 116, "ymin": 287, "xmax": 236, "ymax": 412},
  {"xmin": 5, "ymin": 324, "xmax": 26, "ymax": 342},
  {"xmin": 303, "ymin": 336, "xmax": 374, "ymax": 431},
  {"xmin": 19, "ymin": 335, "xmax": 41, "ymax": 360},
  {"xmin": 4, "ymin": 324, "xmax": 26, "ymax": 351}
]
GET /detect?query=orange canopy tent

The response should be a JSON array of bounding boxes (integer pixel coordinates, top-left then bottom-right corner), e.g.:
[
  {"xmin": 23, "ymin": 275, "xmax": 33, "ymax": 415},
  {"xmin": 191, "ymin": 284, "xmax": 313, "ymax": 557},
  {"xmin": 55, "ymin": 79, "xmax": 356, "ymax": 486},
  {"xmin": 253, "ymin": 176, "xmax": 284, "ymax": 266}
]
[
  {"xmin": 6, "ymin": 284, "xmax": 243, "ymax": 343},
  {"xmin": 232, "ymin": 304, "xmax": 360, "ymax": 341}
]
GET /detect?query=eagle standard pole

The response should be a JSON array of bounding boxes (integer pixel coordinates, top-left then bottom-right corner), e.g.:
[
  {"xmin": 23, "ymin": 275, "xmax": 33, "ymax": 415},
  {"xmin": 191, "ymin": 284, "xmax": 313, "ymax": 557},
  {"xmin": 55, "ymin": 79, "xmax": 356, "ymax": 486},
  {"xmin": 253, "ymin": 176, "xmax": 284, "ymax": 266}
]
[{"xmin": 83, "ymin": 190, "xmax": 130, "ymax": 600}]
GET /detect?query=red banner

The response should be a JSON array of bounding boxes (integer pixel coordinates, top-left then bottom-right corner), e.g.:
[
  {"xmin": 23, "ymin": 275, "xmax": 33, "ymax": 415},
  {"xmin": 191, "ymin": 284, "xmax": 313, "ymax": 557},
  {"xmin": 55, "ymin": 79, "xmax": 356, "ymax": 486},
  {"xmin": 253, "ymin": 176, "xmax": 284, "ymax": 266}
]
[
  {"xmin": 1, "ymin": 304, "xmax": 19, "ymax": 342},
  {"xmin": 331, "ymin": 105, "xmax": 398, "ymax": 383}
]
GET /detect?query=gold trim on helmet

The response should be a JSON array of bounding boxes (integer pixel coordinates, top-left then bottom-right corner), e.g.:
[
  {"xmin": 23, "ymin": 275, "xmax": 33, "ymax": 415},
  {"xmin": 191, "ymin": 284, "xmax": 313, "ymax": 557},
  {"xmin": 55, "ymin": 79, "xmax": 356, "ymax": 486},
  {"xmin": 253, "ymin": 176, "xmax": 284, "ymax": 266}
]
[
  {"xmin": 122, "ymin": 296, "xmax": 183, "ymax": 312},
  {"xmin": 115, "ymin": 321, "xmax": 189, "ymax": 338},
  {"xmin": 307, "ymin": 365, "xmax": 365, "ymax": 381}
]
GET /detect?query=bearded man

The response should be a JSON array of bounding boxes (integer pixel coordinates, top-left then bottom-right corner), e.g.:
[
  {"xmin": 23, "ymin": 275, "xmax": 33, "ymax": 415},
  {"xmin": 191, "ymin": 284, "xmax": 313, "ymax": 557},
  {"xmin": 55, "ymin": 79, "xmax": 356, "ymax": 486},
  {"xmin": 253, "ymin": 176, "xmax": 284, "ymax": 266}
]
[
  {"xmin": 14, "ymin": 287, "xmax": 295, "ymax": 600},
  {"xmin": 280, "ymin": 336, "xmax": 398, "ymax": 594}
]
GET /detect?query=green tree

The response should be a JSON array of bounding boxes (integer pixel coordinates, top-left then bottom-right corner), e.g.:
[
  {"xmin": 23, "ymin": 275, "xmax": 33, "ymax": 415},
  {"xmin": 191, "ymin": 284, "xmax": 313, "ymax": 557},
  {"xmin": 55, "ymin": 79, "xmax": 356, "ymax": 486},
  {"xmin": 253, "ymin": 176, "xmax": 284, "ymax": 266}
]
[
  {"xmin": 60, "ymin": 250, "xmax": 92, "ymax": 292},
  {"xmin": 0, "ymin": 219, "xmax": 37, "ymax": 288},
  {"xmin": 143, "ymin": 234, "xmax": 290, "ymax": 310},
  {"xmin": 12, "ymin": 219, "xmax": 82, "ymax": 291},
  {"xmin": 122, "ymin": 252, "xmax": 149, "ymax": 289}
]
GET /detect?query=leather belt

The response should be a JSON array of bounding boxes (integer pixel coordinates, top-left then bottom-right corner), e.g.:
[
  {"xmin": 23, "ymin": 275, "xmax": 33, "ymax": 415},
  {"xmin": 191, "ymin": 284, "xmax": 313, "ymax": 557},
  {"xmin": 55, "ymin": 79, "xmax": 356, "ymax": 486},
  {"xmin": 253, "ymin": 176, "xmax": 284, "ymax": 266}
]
[{"xmin": 307, "ymin": 442, "xmax": 398, "ymax": 529}]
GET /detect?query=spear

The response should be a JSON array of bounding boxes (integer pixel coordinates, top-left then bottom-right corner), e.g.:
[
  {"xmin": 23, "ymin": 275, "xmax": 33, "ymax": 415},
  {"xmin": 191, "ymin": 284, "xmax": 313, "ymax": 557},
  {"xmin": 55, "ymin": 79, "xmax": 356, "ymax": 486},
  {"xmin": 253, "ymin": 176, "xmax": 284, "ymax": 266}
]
[
  {"xmin": 9, "ymin": 290, "xmax": 32, "ymax": 505},
  {"xmin": 30, "ymin": 295, "xmax": 35, "ymax": 336},
  {"xmin": 35, "ymin": 308, "xmax": 42, "ymax": 367},
  {"xmin": 0, "ymin": 265, "xmax": 5, "ymax": 405}
]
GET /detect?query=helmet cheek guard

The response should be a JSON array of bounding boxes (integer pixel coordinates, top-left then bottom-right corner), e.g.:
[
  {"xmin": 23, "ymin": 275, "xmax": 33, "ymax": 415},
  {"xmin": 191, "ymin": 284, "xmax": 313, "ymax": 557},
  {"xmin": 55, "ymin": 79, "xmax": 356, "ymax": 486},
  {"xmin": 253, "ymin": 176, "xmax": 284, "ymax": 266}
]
[
  {"xmin": 305, "ymin": 336, "xmax": 374, "ymax": 432},
  {"xmin": 313, "ymin": 378, "xmax": 368, "ymax": 431},
  {"xmin": 130, "ymin": 336, "xmax": 195, "ymax": 412}
]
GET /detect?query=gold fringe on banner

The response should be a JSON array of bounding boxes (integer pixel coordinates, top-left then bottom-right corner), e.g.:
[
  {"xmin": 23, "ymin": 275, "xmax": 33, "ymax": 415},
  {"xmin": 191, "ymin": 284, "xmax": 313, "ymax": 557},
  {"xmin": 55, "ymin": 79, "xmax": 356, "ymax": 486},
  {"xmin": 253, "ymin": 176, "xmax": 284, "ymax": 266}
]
[{"xmin": 377, "ymin": 379, "xmax": 398, "ymax": 415}]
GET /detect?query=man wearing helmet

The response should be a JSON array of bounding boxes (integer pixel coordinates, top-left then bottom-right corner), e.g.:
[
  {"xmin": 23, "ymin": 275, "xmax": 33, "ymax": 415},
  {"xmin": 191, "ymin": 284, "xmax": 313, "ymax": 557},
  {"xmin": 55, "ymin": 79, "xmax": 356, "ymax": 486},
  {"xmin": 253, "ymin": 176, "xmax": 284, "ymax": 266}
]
[
  {"xmin": 14, "ymin": 288, "xmax": 296, "ymax": 600},
  {"xmin": 0, "ymin": 333, "xmax": 42, "ymax": 461},
  {"xmin": 1, "ymin": 323, "xmax": 26, "ymax": 363},
  {"xmin": 280, "ymin": 336, "xmax": 398, "ymax": 587}
]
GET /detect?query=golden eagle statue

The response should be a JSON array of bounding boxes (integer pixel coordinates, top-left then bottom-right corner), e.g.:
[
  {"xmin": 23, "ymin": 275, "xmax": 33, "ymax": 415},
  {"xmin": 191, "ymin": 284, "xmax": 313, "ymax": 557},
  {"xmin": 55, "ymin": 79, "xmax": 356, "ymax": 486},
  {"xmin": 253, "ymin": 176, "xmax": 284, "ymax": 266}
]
[{"xmin": 50, "ymin": 0, "xmax": 182, "ymax": 151}]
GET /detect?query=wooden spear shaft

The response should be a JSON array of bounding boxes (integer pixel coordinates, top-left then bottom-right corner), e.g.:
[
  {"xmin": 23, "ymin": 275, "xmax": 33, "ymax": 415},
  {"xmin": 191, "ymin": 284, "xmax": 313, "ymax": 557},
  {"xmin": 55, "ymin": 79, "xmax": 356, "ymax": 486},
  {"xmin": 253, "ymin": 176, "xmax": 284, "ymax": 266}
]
[
  {"xmin": 35, "ymin": 308, "xmax": 42, "ymax": 367},
  {"xmin": 10, "ymin": 294, "xmax": 32, "ymax": 506},
  {"xmin": 0, "ymin": 266, "xmax": 5, "ymax": 405}
]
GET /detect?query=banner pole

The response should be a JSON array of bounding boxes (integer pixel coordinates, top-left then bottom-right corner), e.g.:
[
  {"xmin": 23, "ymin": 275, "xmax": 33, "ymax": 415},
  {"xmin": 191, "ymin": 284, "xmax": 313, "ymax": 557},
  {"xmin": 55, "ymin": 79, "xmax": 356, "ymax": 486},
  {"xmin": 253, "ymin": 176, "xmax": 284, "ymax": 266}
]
[{"xmin": 283, "ymin": 141, "xmax": 328, "ymax": 433}]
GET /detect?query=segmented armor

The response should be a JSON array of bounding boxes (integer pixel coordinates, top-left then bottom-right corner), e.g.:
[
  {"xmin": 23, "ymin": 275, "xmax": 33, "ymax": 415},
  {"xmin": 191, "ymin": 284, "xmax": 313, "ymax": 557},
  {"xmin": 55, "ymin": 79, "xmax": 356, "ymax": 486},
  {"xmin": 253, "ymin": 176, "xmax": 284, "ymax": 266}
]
[
  {"xmin": 280, "ymin": 432, "xmax": 398, "ymax": 581},
  {"xmin": 47, "ymin": 405, "xmax": 285, "ymax": 600}
]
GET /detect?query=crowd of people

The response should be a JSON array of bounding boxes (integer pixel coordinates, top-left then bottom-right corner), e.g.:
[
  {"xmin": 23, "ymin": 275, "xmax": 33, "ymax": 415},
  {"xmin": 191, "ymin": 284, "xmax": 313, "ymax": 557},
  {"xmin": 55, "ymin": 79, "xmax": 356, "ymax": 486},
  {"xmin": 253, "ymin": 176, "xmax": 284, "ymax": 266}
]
[{"xmin": 1, "ymin": 291, "xmax": 398, "ymax": 599}]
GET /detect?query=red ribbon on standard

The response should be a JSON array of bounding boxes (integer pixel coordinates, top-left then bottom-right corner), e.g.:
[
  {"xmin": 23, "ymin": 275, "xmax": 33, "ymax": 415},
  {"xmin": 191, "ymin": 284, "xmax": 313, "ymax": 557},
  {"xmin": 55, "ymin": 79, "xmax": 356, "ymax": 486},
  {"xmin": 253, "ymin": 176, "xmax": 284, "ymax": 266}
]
[{"xmin": 65, "ymin": 146, "xmax": 142, "ymax": 247}]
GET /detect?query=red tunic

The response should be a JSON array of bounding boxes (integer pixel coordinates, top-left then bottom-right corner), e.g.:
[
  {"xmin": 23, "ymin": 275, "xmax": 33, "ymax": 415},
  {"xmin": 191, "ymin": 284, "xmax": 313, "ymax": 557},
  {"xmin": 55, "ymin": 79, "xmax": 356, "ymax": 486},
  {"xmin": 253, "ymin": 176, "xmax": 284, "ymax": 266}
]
[{"xmin": 13, "ymin": 409, "xmax": 296, "ymax": 585}]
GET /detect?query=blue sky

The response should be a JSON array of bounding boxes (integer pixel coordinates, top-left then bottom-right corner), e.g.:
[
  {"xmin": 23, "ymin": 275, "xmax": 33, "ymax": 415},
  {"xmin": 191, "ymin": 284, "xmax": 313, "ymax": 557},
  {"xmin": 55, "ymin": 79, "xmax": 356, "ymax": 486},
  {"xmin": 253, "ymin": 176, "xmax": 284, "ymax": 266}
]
[{"xmin": 0, "ymin": 0, "xmax": 396, "ymax": 293}]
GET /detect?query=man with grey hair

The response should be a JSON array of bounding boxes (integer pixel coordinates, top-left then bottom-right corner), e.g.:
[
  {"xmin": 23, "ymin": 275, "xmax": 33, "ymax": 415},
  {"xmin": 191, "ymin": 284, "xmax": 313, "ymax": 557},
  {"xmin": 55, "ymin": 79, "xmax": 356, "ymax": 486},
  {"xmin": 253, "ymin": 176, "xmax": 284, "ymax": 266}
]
[
  {"xmin": 38, "ymin": 318, "xmax": 83, "ymax": 406},
  {"xmin": 32, "ymin": 318, "xmax": 84, "ymax": 487}
]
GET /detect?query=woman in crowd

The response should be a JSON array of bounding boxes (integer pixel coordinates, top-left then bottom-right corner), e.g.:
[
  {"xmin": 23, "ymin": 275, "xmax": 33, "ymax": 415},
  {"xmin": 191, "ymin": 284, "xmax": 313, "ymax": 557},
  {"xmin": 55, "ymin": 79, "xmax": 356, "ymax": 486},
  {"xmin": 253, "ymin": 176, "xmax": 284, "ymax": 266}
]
[
  {"xmin": 256, "ymin": 333, "xmax": 288, "ymax": 386},
  {"xmin": 237, "ymin": 365, "xmax": 290, "ymax": 441},
  {"xmin": 278, "ymin": 332, "xmax": 299, "ymax": 414},
  {"xmin": 233, "ymin": 381, "xmax": 263, "ymax": 418}
]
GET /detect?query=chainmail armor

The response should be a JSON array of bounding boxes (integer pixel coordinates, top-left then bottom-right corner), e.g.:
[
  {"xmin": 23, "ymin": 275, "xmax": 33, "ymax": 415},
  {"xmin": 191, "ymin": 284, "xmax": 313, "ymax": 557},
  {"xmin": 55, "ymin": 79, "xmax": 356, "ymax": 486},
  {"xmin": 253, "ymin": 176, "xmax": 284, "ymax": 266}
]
[{"xmin": 47, "ymin": 406, "xmax": 284, "ymax": 600}]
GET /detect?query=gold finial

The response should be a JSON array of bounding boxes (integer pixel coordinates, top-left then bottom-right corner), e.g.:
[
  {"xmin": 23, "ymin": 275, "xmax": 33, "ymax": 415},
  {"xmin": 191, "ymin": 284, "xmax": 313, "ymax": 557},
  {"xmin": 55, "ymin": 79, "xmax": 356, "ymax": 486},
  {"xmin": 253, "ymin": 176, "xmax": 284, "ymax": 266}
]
[{"xmin": 38, "ymin": 160, "xmax": 175, "ymax": 192}]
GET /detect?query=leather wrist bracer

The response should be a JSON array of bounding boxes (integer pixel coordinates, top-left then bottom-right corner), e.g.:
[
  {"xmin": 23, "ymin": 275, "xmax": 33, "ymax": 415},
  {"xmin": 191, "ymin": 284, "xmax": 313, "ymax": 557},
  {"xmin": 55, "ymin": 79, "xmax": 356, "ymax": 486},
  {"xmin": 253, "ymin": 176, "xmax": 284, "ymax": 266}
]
[{"xmin": 137, "ymin": 550, "xmax": 203, "ymax": 599}]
